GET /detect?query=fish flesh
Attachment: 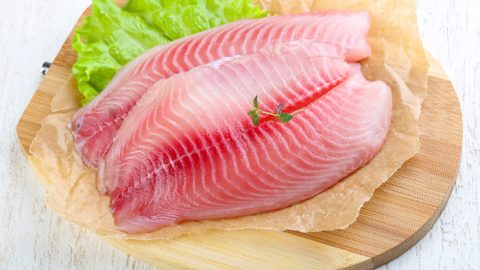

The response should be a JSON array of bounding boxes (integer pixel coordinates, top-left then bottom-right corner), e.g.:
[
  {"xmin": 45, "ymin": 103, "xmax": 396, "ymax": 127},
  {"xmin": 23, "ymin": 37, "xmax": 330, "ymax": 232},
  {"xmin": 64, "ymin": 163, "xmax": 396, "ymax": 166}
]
[
  {"xmin": 99, "ymin": 41, "xmax": 351, "ymax": 196},
  {"xmin": 71, "ymin": 11, "xmax": 372, "ymax": 168},
  {"xmin": 101, "ymin": 42, "xmax": 390, "ymax": 234},
  {"xmin": 73, "ymin": 11, "xmax": 372, "ymax": 168},
  {"xmin": 98, "ymin": 41, "xmax": 392, "ymax": 234}
]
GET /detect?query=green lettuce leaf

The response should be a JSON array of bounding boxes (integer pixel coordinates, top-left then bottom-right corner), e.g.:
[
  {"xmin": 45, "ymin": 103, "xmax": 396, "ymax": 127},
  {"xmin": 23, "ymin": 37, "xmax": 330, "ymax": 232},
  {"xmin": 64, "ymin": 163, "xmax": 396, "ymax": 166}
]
[{"xmin": 73, "ymin": 0, "xmax": 267, "ymax": 104}]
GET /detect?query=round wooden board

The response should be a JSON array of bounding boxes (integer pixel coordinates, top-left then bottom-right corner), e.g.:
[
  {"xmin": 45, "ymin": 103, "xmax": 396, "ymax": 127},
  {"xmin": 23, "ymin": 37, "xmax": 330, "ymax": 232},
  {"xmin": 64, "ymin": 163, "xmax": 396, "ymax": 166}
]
[{"xmin": 16, "ymin": 8, "xmax": 462, "ymax": 270}]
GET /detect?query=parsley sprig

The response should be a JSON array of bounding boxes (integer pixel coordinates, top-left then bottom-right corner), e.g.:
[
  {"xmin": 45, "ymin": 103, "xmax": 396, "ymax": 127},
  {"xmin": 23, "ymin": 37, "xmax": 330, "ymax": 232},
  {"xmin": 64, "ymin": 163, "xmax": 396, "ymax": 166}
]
[{"xmin": 247, "ymin": 96, "xmax": 294, "ymax": 126}]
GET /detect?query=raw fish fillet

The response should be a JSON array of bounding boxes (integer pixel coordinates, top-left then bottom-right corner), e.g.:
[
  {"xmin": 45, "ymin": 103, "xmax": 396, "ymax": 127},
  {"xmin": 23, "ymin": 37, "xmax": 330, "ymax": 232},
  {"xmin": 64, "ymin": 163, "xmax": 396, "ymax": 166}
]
[
  {"xmin": 98, "ymin": 42, "xmax": 392, "ymax": 234},
  {"xmin": 71, "ymin": 11, "xmax": 372, "ymax": 168}
]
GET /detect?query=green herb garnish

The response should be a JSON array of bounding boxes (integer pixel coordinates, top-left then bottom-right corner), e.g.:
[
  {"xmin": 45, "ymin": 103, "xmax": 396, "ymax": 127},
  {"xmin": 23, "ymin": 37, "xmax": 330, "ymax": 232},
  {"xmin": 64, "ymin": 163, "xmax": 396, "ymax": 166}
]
[{"xmin": 248, "ymin": 96, "xmax": 294, "ymax": 126}]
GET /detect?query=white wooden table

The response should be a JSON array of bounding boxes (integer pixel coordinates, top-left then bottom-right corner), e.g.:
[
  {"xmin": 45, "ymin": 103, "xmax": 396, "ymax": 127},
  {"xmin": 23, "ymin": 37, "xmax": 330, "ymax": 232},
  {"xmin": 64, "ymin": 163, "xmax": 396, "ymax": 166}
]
[{"xmin": 0, "ymin": 1, "xmax": 479, "ymax": 269}]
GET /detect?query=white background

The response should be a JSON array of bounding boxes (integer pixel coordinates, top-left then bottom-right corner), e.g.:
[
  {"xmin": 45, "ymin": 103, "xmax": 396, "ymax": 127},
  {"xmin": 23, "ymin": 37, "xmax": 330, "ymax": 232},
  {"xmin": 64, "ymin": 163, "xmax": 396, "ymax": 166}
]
[{"xmin": 0, "ymin": 1, "xmax": 479, "ymax": 269}]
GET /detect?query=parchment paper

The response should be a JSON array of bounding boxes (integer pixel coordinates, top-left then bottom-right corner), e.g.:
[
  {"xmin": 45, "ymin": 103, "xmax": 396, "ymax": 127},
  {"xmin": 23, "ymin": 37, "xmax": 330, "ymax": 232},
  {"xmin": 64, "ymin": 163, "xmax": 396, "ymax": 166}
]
[{"xmin": 29, "ymin": 0, "xmax": 428, "ymax": 239}]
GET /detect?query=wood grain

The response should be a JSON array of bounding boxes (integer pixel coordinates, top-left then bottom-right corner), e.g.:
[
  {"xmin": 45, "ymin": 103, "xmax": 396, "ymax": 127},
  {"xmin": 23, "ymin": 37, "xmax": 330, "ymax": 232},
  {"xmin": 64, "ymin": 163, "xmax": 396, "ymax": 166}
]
[
  {"xmin": 2, "ymin": 0, "xmax": 478, "ymax": 269},
  {"xmin": 380, "ymin": 1, "xmax": 480, "ymax": 269},
  {"xmin": 13, "ymin": 4, "xmax": 463, "ymax": 270}
]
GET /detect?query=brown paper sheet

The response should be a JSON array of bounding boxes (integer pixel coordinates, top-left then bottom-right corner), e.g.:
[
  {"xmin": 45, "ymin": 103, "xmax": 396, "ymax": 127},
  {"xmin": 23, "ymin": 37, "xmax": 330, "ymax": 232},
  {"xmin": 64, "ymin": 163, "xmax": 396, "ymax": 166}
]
[{"xmin": 29, "ymin": 0, "xmax": 428, "ymax": 239}]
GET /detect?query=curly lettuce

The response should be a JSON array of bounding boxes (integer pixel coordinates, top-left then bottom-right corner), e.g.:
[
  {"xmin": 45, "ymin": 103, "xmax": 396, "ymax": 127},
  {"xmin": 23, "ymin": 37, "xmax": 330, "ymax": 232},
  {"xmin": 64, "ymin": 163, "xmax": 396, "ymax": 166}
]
[{"xmin": 72, "ymin": 0, "xmax": 267, "ymax": 104}]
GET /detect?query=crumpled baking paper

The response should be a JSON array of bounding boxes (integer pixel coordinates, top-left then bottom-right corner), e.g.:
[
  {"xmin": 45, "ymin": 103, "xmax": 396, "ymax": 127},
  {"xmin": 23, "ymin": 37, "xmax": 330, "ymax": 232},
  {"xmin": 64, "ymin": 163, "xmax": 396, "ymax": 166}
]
[{"xmin": 28, "ymin": 0, "xmax": 428, "ymax": 239}]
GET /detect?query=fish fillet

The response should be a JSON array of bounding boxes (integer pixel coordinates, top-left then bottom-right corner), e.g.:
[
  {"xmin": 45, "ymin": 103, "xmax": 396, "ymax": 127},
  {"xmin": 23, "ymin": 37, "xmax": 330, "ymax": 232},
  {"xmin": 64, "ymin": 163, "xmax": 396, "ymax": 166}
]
[
  {"xmin": 98, "ymin": 41, "xmax": 391, "ymax": 234},
  {"xmin": 71, "ymin": 11, "xmax": 372, "ymax": 168}
]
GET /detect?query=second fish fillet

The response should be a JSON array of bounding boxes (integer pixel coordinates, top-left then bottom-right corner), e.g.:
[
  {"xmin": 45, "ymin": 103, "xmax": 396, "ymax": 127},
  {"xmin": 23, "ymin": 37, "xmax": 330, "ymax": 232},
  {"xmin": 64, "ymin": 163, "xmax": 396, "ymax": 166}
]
[{"xmin": 71, "ymin": 11, "xmax": 372, "ymax": 168}]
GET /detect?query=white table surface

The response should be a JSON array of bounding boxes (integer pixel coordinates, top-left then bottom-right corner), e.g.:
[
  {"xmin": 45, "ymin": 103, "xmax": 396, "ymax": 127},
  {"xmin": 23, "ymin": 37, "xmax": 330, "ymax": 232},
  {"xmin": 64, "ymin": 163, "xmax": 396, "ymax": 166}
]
[{"xmin": 1, "ymin": 1, "xmax": 479, "ymax": 269}]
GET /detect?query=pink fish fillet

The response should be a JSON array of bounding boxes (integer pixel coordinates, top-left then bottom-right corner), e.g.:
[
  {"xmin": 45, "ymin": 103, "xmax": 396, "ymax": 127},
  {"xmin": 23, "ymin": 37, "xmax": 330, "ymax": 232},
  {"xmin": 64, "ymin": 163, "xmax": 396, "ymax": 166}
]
[
  {"xmin": 97, "ymin": 41, "xmax": 392, "ymax": 234},
  {"xmin": 71, "ymin": 11, "xmax": 372, "ymax": 168}
]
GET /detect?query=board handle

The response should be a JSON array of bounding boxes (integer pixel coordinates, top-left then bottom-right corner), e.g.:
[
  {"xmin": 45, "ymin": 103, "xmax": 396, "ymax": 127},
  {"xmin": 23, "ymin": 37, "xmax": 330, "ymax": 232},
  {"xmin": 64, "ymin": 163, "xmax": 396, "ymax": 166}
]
[{"xmin": 41, "ymin": 61, "xmax": 51, "ymax": 77}]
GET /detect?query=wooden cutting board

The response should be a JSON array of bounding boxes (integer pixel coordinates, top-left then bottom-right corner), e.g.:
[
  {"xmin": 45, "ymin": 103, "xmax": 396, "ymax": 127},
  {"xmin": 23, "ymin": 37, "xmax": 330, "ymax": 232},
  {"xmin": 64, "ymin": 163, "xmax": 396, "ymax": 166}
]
[{"xmin": 16, "ymin": 7, "xmax": 462, "ymax": 270}]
